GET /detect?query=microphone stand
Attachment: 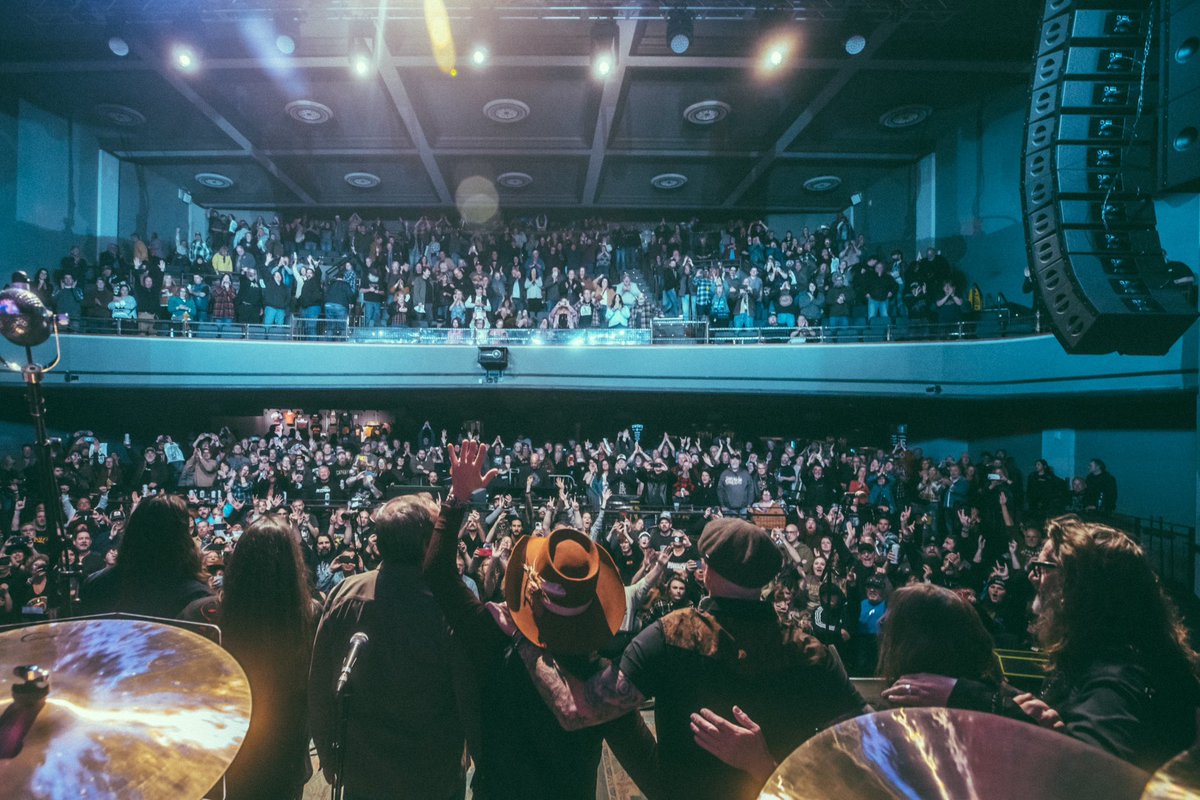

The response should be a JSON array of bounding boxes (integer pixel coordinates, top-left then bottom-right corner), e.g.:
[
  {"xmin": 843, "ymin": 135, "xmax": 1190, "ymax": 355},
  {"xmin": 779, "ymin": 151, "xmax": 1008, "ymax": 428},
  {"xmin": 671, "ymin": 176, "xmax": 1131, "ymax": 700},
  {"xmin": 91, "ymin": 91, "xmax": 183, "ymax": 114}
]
[
  {"xmin": 3, "ymin": 327, "xmax": 74, "ymax": 616},
  {"xmin": 331, "ymin": 679, "xmax": 352, "ymax": 800}
]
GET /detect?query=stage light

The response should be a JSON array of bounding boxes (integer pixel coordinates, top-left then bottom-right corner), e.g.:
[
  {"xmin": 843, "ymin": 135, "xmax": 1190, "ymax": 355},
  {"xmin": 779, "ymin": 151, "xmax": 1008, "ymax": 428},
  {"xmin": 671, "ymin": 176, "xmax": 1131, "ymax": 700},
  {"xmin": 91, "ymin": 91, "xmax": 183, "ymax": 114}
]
[
  {"xmin": 276, "ymin": 34, "xmax": 296, "ymax": 55},
  {"xmin": 667, "ymin": 9, "xmax": 693, "ymax": 55},
  {"xmin": 108, "ymin": 36, "xmax": 129, "ymax": 57},
  {"xmin": 845, "ymin": 33, "xmax": 867, "ymax": 55},
  {"xmin": 764, "ymin": 44, "xmax": 786, "ymax": 69},
  {"xmin": 592, "ymin": 20, "xmax": 618, "ymax": 79},
  {"xmin": 470, "ymin": 45, "xmax": 488, "ymax": 67},
  {"xmin": 350, "ymin": 49, "xmax": 372, "ymax": 76},
  {"xmin": 172, "ymin": 44, "xmax": 199, "ymax": 72}
]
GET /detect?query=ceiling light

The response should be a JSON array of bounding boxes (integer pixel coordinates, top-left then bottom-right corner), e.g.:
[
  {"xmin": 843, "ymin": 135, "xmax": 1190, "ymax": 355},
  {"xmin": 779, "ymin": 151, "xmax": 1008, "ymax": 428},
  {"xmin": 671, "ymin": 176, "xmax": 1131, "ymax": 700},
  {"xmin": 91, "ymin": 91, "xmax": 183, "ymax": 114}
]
[
  {"xmin": 351, "ymin": 52, "xmax": 371, "ymax": 77},
  {"xmin": 172, "ymin": 44, "xmax": 199, "ymax": 72},
  {"xmin": 470, "ymin": 45, "xmax": 489, "ymax": 67},
  {"xmin": 844, "ymin": 33, "xmax": 867, "ymax": 56},
  {"xmin": 274, "ymin": 12, "xmax": 300, "ymax": 56},
  {"xmin": 667, "ymin": 9, "xmax": 694, "ymax": 55},
  {"xmin": 591, "ymin": 20, "xmax": 619, "ymax": 79},
  {"xmin": 765, "ymin": 45, "xmax": 785, "ymax": 68},
  {"xmin": 108, "ymin": 36, "xmax": 129, "ymax": 57}
]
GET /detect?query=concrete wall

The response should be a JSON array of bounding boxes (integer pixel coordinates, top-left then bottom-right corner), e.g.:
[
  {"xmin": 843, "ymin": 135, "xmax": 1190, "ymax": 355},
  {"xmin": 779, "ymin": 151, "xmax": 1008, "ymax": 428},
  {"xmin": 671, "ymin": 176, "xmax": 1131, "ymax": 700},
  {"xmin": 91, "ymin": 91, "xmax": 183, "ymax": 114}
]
[
  {"xmin": 853, "ymin": 163, "xmax": 918, "ymax": 260},
  {"xmin": 927, "ymin": 84, "xmax": 1029, "ymax": 304},
  {"xmin": 117, "ymin": 161, "xmax": 199, "ymax": 259},
  {"xmin": 0, "ymin": 97, "xmax": 104, "ymax": 271}
]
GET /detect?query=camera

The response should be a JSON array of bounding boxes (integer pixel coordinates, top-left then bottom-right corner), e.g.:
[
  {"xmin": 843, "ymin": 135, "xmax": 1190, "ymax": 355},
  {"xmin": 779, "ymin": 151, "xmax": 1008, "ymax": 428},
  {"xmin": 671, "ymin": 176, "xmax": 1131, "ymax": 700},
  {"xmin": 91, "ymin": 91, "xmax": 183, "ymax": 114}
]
[{"xmin": 986, "ymin": 473, "xmax": 1003, "ymax": 482}]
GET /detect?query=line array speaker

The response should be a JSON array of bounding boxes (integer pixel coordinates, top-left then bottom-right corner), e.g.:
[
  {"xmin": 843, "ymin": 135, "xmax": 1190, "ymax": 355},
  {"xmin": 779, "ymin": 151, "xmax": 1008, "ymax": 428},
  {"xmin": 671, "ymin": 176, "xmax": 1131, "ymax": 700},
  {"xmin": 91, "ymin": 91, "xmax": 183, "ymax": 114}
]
[{"xmin": 1023, "ymin": 0, "xmax": 1196, "ymax": 354}]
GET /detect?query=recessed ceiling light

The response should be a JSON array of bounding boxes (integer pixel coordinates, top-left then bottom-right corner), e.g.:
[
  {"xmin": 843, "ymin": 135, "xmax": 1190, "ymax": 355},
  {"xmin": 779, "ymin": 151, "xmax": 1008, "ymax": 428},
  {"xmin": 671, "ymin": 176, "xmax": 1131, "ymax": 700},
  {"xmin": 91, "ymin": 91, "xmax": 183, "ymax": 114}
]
[
  {"xmin": 651, "ymin": 173, "xmax": 688, "ymax": 190},
  {"xmin": 195, "ymin": 173, "xmax": 234, "ymax": 189},
  {"xmin": 483, "ymin": 99, "xmax": 530, "ymax": 124},
  {"xmin": 667, "ymin": 9, "xmax": 694, "ymax": 55},
  {"xmin": 344, "ymin": 172, "xmax": 381, "ymax": 188},
  {"xmin": 803, "ymin": 175, "xmax": 842, "ymax": 193},
  {"xmin": 172, "ymin": 44, "xmax": 199, "ymax": 72},
  {"xmin": 285, "ymin": 100, "xmax": 333, "ymax": 125},
  {"xmin": 844, "ymin": 34, "xmax": 867, "ymax": 56},
  {"xmin": 497, "ymin": 172, "xmax": 533, "ymax": 189},
  {"xmin": 94, "ymin": 103, "xmax": 145, "ymax": 127},
  {"xmin": 683, "ymin": 100, "xmax": 731, "ymax": 125},
  {"xmin": 879, "ymin": 104, "xmax": 933, "ymax": 129}
]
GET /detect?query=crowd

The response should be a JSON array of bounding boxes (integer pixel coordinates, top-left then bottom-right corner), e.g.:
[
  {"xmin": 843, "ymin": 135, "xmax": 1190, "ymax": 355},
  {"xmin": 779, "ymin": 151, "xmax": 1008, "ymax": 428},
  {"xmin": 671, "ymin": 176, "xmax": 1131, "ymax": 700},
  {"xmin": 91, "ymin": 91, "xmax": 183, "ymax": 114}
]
[
  {"xmin": 2, "ymin": 414, "xmax": 1180, "ymax": 800},
  {"xmin": 15, "ymin": 209, "xmax": 997, "ymax": 339}
]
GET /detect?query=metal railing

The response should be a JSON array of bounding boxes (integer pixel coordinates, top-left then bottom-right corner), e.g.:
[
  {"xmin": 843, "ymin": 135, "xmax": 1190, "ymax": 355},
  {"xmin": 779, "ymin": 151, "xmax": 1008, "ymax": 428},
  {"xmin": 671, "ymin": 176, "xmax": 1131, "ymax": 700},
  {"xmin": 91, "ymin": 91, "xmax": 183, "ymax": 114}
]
[
  {"xmin": 1113, "ymin": 513, "xmax": 1198, "ymax": 594},
  {"xmin": 60, "ymin": 313, "xmax": 1042, "ymax": 346}
]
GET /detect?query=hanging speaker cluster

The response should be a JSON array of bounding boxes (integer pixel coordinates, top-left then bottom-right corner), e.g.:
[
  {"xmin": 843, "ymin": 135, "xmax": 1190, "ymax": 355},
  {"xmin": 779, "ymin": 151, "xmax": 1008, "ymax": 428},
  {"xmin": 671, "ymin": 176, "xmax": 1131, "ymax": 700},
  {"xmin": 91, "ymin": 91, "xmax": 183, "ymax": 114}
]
[{"xmin": 1022, "ymin": 0, "xmax": 1196, "ymax": 354}]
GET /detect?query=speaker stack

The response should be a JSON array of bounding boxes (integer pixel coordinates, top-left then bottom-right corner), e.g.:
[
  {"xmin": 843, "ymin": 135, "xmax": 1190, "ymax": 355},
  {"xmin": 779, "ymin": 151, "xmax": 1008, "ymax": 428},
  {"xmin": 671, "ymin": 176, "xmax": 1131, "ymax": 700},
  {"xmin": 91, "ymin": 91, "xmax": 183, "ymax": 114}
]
[
  {"xmin": 1162, "ymin": 0, "xmax": 1200, "ymax": 191},
  {"xmin": 1023, "ymin": 0, "xmax": 1196, "ymax": 354}
]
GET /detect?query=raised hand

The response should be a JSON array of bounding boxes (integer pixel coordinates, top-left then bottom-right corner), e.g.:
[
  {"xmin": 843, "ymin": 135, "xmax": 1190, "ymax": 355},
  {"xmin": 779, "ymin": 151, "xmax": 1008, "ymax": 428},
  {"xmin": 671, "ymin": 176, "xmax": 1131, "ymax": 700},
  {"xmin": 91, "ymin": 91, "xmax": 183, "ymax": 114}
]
[{"xmin": 447, "ymin": 440, "xmax": 498, "ymax": 504}]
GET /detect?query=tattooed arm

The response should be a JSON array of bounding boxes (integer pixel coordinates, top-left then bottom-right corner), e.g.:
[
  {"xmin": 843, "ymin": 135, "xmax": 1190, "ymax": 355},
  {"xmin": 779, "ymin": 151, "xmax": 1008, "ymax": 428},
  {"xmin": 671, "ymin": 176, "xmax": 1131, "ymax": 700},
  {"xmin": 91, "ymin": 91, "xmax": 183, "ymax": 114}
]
[{"xmin": 515, "ymin": 639, "xmax": 646, "ymax": 731}]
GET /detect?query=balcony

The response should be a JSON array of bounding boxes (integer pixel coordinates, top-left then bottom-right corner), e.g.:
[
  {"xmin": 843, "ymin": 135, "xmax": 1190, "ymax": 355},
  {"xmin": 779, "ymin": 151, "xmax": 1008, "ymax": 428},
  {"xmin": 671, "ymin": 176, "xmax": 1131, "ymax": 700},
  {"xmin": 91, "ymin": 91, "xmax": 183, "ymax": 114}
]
[{"xmin": 1, "ymin": 316, "xmax": 1194, "ymax": 398}]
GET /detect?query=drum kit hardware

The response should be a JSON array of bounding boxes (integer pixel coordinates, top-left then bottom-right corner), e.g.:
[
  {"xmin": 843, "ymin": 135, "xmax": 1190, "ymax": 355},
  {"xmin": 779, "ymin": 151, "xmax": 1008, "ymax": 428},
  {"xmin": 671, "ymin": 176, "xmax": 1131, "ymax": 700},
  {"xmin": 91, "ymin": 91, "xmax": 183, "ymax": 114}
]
[
  {"xmin": 3, "ymin": 618, "xmax": 1200, "ymax": 800},
  {"xmin": 0, "ymin": 618, "xmax": 251, "ymax": 800}
]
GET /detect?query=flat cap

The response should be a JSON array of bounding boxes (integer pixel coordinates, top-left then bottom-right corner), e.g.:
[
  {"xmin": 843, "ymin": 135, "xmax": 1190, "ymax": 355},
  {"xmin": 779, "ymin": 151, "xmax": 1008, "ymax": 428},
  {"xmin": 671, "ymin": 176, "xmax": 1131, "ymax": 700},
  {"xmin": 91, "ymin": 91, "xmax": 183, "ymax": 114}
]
[{"xmin": 697, "ymin": 518, "xmax": 781, "ymax": 589}]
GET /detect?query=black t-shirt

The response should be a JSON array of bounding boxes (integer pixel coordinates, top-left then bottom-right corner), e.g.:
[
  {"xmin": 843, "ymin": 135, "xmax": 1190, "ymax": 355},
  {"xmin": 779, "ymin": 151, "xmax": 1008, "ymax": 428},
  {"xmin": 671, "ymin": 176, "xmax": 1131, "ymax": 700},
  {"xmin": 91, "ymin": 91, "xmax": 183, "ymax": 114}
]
[
  {"xmin": 606, "ymin": 544, "xmax": 642, "ymax": 584},
  {"xmin": 620, "ymin": 599, "xmax": 867, "ymax": 800}
]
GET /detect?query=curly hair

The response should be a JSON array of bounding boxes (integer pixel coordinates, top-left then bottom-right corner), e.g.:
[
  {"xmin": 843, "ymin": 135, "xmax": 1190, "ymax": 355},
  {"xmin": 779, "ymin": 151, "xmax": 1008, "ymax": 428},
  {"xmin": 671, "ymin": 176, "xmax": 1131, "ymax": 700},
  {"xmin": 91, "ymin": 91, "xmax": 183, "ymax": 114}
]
[{"xmin": 1038, "ymin": 515, "xmax": 1198, "ymax": 681}]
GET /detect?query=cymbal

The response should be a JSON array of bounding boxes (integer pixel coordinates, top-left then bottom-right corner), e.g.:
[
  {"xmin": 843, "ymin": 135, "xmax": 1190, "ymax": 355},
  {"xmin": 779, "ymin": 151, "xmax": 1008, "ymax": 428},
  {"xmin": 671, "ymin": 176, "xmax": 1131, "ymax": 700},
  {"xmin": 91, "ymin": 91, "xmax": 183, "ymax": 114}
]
[
  {"xmin": 1142, "ymin": 745, "xmax": 1200, "ymax": 799},
  {"xmin": 759, "ymin": 707, "xmax": 1149, "ymax": 800},
  {"xmin": 0, "ymin": 618, "xmax": 251, "ymax": 800}
]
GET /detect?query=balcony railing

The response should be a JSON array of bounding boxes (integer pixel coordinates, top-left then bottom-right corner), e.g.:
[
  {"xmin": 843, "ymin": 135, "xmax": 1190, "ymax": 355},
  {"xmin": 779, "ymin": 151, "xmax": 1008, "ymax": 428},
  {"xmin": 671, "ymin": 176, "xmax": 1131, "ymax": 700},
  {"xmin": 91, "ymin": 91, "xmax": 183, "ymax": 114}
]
[{"xmin": 60, "ymin": 312, "xmax": 1042, "ymax": 346}]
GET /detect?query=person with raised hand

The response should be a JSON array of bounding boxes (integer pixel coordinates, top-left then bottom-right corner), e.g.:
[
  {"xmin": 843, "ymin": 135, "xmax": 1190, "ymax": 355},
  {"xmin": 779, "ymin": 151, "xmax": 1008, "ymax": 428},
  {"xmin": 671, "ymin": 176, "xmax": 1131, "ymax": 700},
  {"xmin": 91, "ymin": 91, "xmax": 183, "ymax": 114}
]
[{"xmin": 422, "ymin": 438, "xmax": 656, "ymax": 800}]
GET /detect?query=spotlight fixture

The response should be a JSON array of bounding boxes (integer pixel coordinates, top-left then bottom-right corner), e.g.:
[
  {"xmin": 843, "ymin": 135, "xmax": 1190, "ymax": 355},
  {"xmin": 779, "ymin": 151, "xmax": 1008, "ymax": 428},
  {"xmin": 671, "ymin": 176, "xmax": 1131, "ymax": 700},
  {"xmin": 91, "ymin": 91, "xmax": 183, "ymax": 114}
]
[
  {"xmin": 349, "ymin": 26, "xmax": 375, "ymax": 77},
  {"xmin": 108, "ymin": 36, "xmax": 129, "ymax": 57},
  {"xmin": 591, "ymin": 20, "xmax": 619, "ymax": 79},
  {"xmin": 844, "ymin": 33, "xmax": 867, "ymax": 56},
  {"xmin": 172, "ymin": 43, "xmax": 199, "ymax": 72},
  {"xmin": 666, "ymin": 9, "xmax": 694, "ymax": 55},
  {"xmin": 275, "ymin": 12, "xmax": 300, "ymax": 55},
  {"xmin": 470, "ymin": 45, "xmax": 489, "ymax": 67},
  {"xmin": 764, "ymin": 43, "xmax": 786, "ymax": 69}
]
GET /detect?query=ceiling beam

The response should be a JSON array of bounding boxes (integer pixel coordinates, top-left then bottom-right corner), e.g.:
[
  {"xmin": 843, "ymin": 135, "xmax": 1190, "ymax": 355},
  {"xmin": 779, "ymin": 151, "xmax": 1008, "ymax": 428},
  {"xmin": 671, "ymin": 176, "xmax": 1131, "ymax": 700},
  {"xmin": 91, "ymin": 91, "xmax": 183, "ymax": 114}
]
[
  {"xmin": 582, "ymin": 19, "xmax": 638, "ymax": 205},
  {"xmin": 721, "ymin": 19, "xmax": 902, "ymax": 209},
  {"xmin": 375, "ymin": 40, "xmax": 453, "ymax": 205},
  {"xmin": 0, "ymin": 54, "xmax": 1028, "ymax": 74},
  {"xmin": 153, "ymin": 56, "xmax": 315, "ymax": 204},
  {"xmin": 113, "ymin": 146, "xmax": 921, "ymax": 162}
]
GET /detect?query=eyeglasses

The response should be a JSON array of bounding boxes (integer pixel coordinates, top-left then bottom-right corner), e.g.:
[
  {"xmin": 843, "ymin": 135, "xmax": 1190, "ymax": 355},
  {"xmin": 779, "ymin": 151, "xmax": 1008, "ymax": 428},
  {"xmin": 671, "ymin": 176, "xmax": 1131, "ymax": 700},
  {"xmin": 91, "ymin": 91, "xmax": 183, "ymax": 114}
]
[{"xmin": 1028, "ymin": 560, "xmax": 1058, "ymax": 579}]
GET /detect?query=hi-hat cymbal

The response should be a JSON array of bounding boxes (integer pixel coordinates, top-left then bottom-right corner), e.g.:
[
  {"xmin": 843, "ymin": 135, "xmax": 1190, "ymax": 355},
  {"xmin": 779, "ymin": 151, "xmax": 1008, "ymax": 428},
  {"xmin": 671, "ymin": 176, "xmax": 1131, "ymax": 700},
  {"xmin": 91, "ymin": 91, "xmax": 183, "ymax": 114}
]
[
  {"xmin": 1142, "ymin": 745, "xmax": 1200, "ymax": 799},
  {"xmin": 759, "ymin": 707, "xmax": 1149, "ymax": 800},
  {"xmin": 0, "ymin": 618, "xmax": 251, "ymax": 800}
]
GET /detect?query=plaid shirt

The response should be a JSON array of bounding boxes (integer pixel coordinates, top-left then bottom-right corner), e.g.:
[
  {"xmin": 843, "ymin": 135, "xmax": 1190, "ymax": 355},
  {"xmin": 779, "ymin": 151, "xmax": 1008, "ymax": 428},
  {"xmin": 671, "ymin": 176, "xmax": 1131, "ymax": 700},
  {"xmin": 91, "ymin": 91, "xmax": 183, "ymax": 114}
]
[
  {"xmin": 629, "ymin": 302, "xmax": 651, "ymax": 329},
  {"xmin": 211, "ymin": 284, "xmax": 237, "ymax": 319},
  {"xmin": 693, "ymin": 275, "xmax": 715, "ymax": 306}
]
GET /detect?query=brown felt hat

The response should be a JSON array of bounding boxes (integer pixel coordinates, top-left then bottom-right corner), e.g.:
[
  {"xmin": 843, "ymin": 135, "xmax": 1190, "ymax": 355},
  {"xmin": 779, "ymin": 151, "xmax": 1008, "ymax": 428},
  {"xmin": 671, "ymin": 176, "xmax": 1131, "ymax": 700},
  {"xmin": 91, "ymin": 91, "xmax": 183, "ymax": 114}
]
[
  {"xmin": 697, "ymin": 518, "xmax": 782, "ymax": 589},
  {"xmin": 505, "ymin": 527, "xmax": 626, "ymax": 656}
]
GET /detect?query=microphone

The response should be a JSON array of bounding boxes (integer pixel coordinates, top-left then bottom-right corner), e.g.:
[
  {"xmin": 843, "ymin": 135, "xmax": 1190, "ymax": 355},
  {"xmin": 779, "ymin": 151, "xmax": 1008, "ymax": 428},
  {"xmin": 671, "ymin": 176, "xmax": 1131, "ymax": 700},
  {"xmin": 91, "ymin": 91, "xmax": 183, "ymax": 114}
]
[{"xmin": 335, "ymin": 632, "xmax": 369, "ymax": 696}]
